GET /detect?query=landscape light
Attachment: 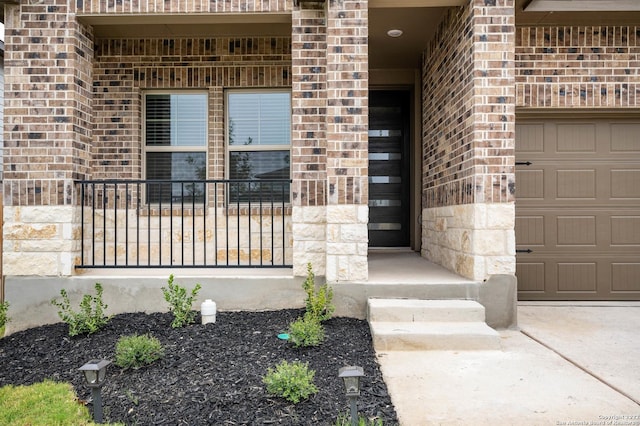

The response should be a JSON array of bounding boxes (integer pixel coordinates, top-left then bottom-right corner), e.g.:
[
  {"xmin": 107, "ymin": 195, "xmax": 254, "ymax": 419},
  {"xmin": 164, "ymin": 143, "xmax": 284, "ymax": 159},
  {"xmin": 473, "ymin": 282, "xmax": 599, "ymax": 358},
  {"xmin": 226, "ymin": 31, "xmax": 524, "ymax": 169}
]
[
  {"xmin": 338, "ymin": 365, "xmax": 365, "ymax": 426},
  {"xmin": 79, "ymin": 359, "xmax": 111, "ymax": 423}
]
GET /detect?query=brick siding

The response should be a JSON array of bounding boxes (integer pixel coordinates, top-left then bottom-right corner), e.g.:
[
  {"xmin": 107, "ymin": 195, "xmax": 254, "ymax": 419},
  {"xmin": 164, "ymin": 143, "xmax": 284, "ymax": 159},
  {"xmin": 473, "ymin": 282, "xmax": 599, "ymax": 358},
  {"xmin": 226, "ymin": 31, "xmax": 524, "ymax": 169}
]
[
  {"xmin": 77, "ymin": 0, "xmax": 289, "ymax": 14},
  {"xmin": 92, "ymin": 36, "xmax": 291, "ymax": 181},
  {"xmin": 3, "ymin": 2, "xmax": 94, "ymax": 206},
  {"xmin": 516, "ymin": 26, "xmax": 640, "ymax": 108},
  {"xmin": 422, "ymin": 0, "xmax": 516, "ymax": 210},
  {"xmin": 326, "ymin": 0, "xmax": 369, "ymax": 207},
  {"xmin": 291, "ymin": 6, "xmax": 328, "ymax": 207}
]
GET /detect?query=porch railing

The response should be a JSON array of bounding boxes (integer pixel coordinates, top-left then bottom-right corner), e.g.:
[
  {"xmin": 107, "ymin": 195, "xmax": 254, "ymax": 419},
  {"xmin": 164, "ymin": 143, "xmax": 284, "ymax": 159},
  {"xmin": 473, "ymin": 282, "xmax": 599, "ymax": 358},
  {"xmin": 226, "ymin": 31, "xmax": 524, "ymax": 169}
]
[{"xmin": 76, "ymin": 179, "xmax": 292, "ymax": 268}]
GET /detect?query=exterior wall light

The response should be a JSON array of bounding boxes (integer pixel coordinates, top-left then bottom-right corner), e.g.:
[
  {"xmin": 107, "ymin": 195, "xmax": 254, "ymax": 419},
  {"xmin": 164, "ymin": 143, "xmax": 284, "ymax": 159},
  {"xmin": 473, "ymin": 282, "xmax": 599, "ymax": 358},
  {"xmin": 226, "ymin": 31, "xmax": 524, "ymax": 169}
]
[
  {"xmin": 79, "ymin": 359, "xmax": 111, "ymax": 423},
  {"xmin": 339, "ymin": 365, "xmax": 365, "ymax": 426}
]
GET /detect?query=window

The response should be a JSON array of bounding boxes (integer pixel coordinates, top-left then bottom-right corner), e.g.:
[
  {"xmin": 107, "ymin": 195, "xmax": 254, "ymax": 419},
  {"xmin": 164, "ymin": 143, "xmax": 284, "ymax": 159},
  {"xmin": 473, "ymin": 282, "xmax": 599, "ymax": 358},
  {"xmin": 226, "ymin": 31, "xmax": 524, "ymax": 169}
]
[
  {"xmin": 144, "ymin": 93, "xmax": 207, "ymax": 204},
  {"xmin": 227, "ymin": 91, "xmax": 291, "ymax": 203}
]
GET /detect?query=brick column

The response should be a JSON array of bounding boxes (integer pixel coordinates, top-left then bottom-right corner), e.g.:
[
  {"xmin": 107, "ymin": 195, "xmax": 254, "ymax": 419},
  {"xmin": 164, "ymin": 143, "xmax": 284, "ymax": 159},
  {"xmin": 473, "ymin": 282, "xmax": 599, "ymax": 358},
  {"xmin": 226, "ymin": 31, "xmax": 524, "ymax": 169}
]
[
  {"xmin": 325, "ymin": 0, "xmax": 369, "ymax": 282},
  {"xmin": 291, "ymin": 4, "xmax": 329, "ymax": 276},
  {"xmin": 422, "ymin": 0, "xmax": 515, "ymax": 280},
  {"xmin": 2, "ymin": 4, "xmax": 93, "ymax": 276}
]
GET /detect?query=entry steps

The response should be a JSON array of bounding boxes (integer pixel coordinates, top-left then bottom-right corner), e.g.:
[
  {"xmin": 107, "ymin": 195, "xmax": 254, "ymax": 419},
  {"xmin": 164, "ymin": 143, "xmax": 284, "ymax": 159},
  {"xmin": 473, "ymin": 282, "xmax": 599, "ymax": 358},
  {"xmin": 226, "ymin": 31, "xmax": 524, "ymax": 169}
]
[{"xmin": 368, "ymin": 299, "xmax": 501, "ymax": 351}]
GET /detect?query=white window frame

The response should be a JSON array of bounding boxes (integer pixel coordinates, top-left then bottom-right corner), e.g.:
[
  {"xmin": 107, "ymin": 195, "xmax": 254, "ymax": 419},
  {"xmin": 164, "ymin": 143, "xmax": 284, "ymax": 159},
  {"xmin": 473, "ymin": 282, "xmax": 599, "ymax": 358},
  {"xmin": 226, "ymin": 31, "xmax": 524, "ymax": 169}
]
[{"xmin": 143, "ymin": 90, "xmax": 208, "ymax": 205}]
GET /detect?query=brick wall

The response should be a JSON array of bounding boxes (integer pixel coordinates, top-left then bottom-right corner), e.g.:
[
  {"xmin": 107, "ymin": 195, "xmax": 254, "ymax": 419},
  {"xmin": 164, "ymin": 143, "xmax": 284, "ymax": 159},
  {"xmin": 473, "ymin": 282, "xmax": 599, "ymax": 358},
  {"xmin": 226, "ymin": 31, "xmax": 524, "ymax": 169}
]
[
  {"xmin": 290, "ymin": 1, "xmax": 369, "ymax": 281},
  {"xmin": 3, "ymin": 2, "xmax": 94, "ymax": 207},
  {"xmin": 92, "ymin": 37, "xmax": 291, "ymax": 180},
  {"xmin": 291, "ymin": 6, "xmax": 327, "ymax": 208},
  {"xmin": 77, "ymin": 0, "xmax": 289, "ymax": 14},
  {"xmin": 516, "ymin": 26, "xmax": 640, "ymax": 108},
  {"xmin": 421, "ymin": 0, "xmax": 516, "ymax": 281},
  {"xmin": 422, "ymin": 0, "xmax": 516, "ymax": 209}
]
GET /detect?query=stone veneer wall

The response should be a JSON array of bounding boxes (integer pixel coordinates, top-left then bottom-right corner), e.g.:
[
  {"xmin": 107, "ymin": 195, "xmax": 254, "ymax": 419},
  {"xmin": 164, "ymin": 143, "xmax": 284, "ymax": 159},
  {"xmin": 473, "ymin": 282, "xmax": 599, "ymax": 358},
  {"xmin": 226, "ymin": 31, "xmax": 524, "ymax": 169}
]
[
  {"xmin": 421, "ymin": 0, "xmax": 516, "ymax": 281},
  {"xmin": 516, "ymin": 26, "xmax": 640, "ymax": 108}
]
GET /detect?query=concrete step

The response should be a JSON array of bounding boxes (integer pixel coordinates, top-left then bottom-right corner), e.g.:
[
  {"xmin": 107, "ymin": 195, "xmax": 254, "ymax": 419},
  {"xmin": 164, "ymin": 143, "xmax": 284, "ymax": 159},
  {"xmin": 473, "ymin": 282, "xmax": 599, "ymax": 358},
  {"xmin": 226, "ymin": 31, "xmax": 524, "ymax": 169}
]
[
  {"xmin": 368, "ymin": 298, "xmax": 487, "ymax": 323},
  {"xmin": 367, "ymin": 298, "xmax": 501, "ymax": 351},
  {"xmin": 370, "ymin": 321, "xmax": 501, "ymax": 351}
]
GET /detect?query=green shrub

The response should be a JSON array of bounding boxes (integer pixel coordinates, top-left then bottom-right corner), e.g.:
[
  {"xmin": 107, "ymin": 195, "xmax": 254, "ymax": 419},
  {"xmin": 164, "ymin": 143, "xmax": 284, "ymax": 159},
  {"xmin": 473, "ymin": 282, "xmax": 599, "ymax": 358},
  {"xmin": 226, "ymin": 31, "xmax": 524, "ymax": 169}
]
[
  {"xmin": 302, "ymin": 263, "xmax": 334, "ymax": 322},
  {"xmin": 288, "ymin": 315, "xmax": 325, "ymax": 348},
  {"xmin": 262, "ymin": 360, "xmax": 318, "ymax": 404},
  {"xmin": 115, "ymin": 334, "xmax": 165, "ymax": 370},
  {"xmin": 161, "ymin": 274, "xmax": 202, "ymax": 328},
  {"xmin": 51, "ymin": 283, "xmax": 110, "ymax": 337},
  {"xmin": 0, "ymin": 301, "xmax": 9, "ymax": 336}
]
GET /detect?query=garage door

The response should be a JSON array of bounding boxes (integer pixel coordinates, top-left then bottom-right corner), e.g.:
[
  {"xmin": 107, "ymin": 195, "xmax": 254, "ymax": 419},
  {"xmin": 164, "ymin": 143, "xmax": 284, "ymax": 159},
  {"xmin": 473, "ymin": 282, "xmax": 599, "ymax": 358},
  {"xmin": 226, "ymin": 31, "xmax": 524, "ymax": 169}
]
[{"xmin": 516, "ymin": 118, "xmax": 640, "ymax": 300}]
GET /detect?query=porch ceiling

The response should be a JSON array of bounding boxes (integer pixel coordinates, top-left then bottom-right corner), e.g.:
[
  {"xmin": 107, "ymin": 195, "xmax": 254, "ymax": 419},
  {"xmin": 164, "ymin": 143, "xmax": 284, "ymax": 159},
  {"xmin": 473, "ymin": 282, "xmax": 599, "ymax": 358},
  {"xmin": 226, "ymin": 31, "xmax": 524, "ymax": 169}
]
[{"xmin": 80, "ymin": 0, "xmax": 640, "ymax": 71}]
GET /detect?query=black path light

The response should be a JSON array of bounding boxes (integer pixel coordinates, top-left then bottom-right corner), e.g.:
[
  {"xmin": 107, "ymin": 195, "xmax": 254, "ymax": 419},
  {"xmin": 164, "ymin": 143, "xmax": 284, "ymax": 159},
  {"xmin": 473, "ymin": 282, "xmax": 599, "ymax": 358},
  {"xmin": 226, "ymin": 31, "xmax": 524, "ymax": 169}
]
[
  {"xmin": 338, "ymin": 365, "xmax": 365, "ymax": 426},
  {"xmin": 79, "ymin": 359, "xmax": 111, "ymax": 424}
]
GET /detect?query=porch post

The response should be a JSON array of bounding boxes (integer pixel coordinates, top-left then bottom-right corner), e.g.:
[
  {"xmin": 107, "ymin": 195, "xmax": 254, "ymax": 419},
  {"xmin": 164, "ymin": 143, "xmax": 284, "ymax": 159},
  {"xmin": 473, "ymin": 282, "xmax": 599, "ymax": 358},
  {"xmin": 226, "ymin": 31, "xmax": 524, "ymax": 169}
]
[
  {"xmin": 421, "ymin": 0, "xmax": 516, "ymax": 281},
  {"xmin": 2, "ymin": 4, "xmax": 93, "ymax": 276},
  {"xmin": 325, "ymin": 0, "xmax": 369, "ymax": 282},
  {"xmin": 291, "ymin": 3, "xmax": 329, "ymax": 277}
]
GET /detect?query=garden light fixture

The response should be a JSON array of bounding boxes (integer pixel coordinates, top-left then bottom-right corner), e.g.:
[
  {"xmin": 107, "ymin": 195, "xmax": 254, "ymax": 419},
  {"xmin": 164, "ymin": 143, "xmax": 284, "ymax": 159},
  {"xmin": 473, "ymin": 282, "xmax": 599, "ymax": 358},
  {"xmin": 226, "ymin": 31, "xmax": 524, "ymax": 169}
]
[
  {"xmin": 339, "ymin": 365, "xmax": 364, "ymax": 426},
  {"xmin": 79, "ymin": 359, "xmax": 111, "ymax": 423}
]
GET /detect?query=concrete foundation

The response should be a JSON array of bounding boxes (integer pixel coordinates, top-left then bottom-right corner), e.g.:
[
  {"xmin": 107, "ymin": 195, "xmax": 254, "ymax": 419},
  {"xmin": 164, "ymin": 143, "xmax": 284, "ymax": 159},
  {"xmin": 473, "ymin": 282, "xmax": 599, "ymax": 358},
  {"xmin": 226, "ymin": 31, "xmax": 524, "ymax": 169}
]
[{"xmin": 3, "ymin": 251, "xmax": 517, "ymax": 334}]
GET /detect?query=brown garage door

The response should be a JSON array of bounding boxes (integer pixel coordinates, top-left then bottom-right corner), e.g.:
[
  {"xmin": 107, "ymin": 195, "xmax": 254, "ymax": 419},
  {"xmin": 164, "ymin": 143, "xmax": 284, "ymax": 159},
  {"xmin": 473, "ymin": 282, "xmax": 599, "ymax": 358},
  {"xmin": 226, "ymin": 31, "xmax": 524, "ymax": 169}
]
[{"xmin": 516, "ymin": 117, "xmax": 640, "ymax": 300}]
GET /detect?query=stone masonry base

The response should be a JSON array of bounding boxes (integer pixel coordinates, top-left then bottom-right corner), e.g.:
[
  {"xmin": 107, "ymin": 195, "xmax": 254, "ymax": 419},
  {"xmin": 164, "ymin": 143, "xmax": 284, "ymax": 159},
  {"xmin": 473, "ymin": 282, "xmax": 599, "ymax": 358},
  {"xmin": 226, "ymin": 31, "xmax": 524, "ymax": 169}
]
[{"xmin": 422, "ymin": 203, "xmax": 516, "ymax": 281}]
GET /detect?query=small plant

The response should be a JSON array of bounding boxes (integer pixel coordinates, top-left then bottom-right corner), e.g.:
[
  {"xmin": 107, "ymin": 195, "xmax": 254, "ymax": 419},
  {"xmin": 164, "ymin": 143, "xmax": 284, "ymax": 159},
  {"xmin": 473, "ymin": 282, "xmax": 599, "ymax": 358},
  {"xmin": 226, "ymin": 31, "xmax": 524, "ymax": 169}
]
[
  {"xmin": 288, "ymin": 315, "xmax": 325, "ymax": 348},
  {"xmin": 302, "ymin": 263, "xmax": 334, "ymax": 322},
  {"xmin": 262, "ymin": 360, "xmax": 318, "ymax": 404},
  {"xmin": 51, "ymin": 283, "xmax": 110, "ymax": 337},
  {"xmin": 0, "ymin": 301, "xmax": 9, "ymax": 336},
  {"xmin": 161, "ymin": 274, "xmax": 202, "ymax": 328},
  {"xmin": 115, "ymin": 334, "xmax": 165, "ymax": 370},
  {"xmin": 335, "ymin": 413, "xmax": 384, "ymax": 426}
]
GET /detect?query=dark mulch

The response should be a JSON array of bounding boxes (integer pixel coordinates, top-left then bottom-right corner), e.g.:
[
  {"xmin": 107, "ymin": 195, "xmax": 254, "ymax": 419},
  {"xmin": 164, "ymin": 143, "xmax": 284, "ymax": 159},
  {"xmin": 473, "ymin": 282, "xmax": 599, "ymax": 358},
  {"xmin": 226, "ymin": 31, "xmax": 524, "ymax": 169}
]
[{"xmin": 0, "ymin": 310, "xmax": 398, "ymax": 425}]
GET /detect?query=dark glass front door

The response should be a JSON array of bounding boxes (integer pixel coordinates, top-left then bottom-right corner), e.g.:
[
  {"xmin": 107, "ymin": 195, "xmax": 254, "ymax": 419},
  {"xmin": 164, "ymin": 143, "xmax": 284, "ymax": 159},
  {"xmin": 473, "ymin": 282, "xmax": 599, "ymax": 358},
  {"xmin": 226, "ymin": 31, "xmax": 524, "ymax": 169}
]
[{"xmin": 368, "ymin": 90, "xmax": 410, "ymax": 247}]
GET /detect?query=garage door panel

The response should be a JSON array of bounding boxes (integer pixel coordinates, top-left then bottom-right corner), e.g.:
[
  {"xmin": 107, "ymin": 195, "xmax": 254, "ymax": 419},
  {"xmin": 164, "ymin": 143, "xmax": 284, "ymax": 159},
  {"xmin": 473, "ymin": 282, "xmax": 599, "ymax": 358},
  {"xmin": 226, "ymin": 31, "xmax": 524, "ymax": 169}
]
[
  {"xmin": 556, "ymin": 169, "xmax": 596, "ymax": 199},
  {"xmin": 611, "ymin": 124, "xmax": 640, "ymax": 152},
  {"xmin": 556, "ymin": 216, "xmax": 596, "ymax": 246},
  {"xmin": 518, "ymin": 255, "xmax": 639, "ymax": 299},
  {"xmin": 517, "ymin": 164, "xmax": 637, "ymax": 207},
  {"xmin": 516, "ymin": 262, "xmax": 546, "ymax": 293},
  {"xmin": 516, "ymin": 118, "xmax": 640, "ymax": 301},
  {"xmin": 515, "ymin": 216, "xmax": 545, "ymax": 246},
  {"xmin": 611, "ymin": 169, "xmax": 640, "ymax": 199},
  {"xmin": 515, "ymin": 169, "xmax": 544, "ymax": 199},
  {"xmin": 517, "ymin": 209, "xmax": 633, "ymax": 252},
  {"xmin": 611, "ymin": 263, "xmax": 640, "ymax": 292},
  {"xmin": 516, "ymin": 123, "xmax": 544, "ymax": 153},
  {"xmin": 557, "ymin": 123, "xmax": 596, "ymax": 153},
  {"xmin": 611, "ymin": 216, "xmax": 640, "ymax": 246},
  {"xmin": 557, "ymin": 263, "xmax": 597, "ymax": 292}
]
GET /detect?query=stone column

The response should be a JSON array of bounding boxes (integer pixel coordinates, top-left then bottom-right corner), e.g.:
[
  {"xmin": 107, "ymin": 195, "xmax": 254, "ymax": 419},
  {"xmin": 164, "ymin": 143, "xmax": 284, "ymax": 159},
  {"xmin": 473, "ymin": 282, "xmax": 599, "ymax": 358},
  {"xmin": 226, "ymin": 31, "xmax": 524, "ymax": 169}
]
[
  {"xmin": 325, "ymin": 0, "xmax": 369, "ymax": 282},
  {"xmin": 2, "ymin": 4, "xmax": 93, "ymax": 276}
]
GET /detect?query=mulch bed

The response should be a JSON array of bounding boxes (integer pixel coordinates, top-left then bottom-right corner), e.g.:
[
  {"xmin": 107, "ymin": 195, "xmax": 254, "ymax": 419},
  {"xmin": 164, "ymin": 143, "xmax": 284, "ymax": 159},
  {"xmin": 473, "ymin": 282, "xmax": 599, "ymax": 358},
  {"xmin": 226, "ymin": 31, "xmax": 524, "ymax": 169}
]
[{"xmin": 0, "ymin": 309, "xmax": 398, "ymax": 425}]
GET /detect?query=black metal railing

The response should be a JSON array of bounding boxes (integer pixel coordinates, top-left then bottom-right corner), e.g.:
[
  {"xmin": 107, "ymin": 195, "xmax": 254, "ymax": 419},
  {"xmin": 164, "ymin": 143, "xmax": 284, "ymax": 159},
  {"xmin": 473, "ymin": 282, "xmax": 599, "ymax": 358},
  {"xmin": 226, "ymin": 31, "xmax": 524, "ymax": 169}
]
[{"xmin": 76, "ymin": 179, "xmax": 292, "ymax": 268}]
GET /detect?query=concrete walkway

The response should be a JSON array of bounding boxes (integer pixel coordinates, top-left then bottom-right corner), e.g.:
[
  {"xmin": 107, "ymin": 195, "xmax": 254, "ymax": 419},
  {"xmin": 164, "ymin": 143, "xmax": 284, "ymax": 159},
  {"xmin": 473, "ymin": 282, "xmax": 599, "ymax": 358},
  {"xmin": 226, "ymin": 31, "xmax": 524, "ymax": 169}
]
[{"xmin": 377, "ymin": 304, "xmax": 640, "ymax": 425}]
